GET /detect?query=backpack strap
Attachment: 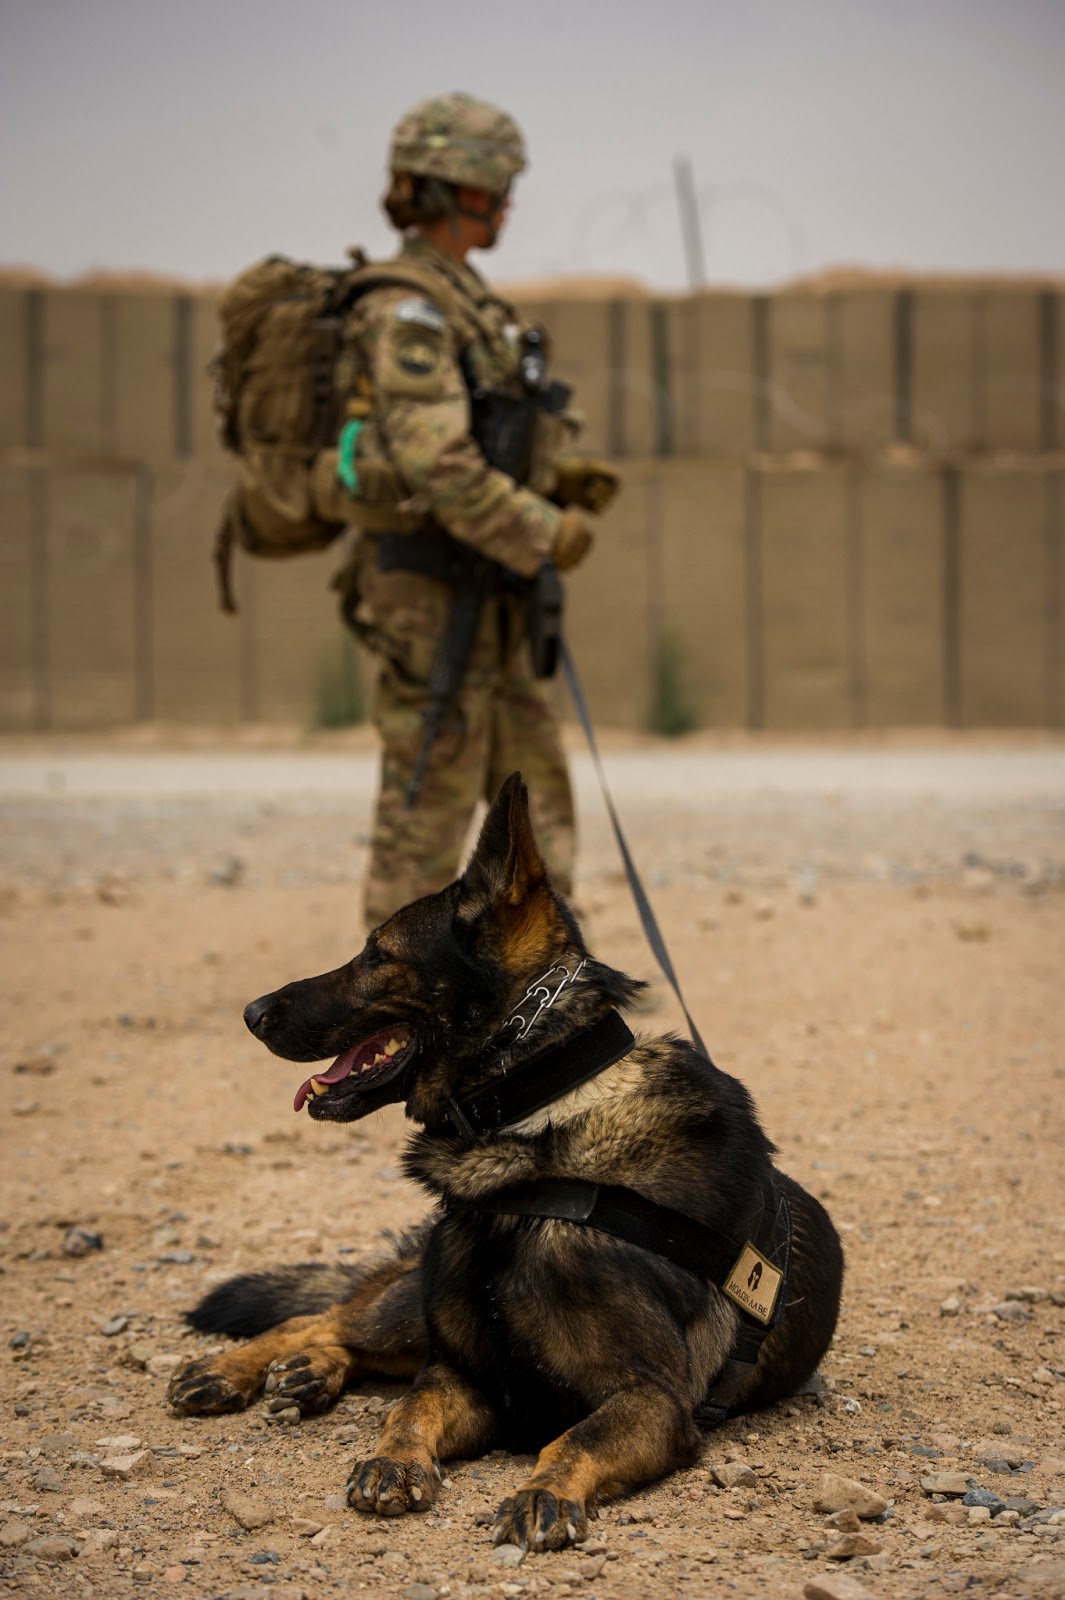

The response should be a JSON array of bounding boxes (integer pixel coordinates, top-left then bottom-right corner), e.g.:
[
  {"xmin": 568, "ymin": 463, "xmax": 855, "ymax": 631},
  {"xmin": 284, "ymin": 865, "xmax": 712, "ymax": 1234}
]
[
  {"xmin": 343, "ymin": 259, "xmax": 510, "ymax": 350},
  {"xmin": 344, "ymin": 262, "xmax": 468, "ymax": 332},
  {"xmin": 213, "ymin": 492, "xmax": 240, "ymax": 615}
]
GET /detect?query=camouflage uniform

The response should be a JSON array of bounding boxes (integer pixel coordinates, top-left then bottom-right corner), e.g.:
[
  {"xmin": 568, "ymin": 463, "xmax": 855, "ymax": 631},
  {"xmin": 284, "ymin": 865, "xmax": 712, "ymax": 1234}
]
[{"xmin": 342, "ymin": 96, "xmax": 588, "ymax": 929}]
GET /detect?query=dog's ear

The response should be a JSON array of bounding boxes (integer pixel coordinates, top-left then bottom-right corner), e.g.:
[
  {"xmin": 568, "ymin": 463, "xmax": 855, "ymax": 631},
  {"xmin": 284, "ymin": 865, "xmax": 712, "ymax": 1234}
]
[{"xmin": 461, "ymin": 771, "xmax": 547, "ymax": 911}]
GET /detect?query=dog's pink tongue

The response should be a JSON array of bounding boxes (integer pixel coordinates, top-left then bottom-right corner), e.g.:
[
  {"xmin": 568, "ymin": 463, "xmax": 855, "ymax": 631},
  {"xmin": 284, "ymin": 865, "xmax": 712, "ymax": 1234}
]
[{"xmin": 293, "ymin": 1048, "xmax": 356, "ymax": 1113}]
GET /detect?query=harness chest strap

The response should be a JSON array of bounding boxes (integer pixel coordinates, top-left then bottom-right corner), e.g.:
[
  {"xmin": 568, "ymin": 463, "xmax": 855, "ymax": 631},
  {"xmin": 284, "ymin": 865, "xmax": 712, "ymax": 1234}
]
[
  {"xmin": 462, "ymin": 1174, "xmax": 793, "ymax": 1425},
  {"xmin": 465, "ymin": 1174, "xmax": 790, "ymax": 1320}
]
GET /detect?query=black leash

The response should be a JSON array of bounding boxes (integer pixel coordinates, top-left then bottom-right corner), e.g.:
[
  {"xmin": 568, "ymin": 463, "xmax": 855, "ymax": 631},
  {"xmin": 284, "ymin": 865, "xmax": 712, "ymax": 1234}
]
[{"xmin": 559, "ymin": 636, "xmax": 712, "ymax": 1063}]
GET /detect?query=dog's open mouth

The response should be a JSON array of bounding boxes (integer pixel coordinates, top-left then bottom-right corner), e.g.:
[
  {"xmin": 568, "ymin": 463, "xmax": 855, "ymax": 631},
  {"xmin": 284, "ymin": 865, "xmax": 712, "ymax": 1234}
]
[{"xmin": 293, "ymin": 1026, "xmax": 414, "ymax": 1113}]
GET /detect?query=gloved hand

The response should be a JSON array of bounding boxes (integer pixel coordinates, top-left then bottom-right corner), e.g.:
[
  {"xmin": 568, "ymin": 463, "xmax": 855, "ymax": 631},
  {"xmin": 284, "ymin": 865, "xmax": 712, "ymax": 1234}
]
[
  {"xmin": 552, "ymin": 457, "xmax": 622, "ymax": 514},
  {"xmin": 551, "ymin": 509, "xmax": 595, "ymax": 573}
]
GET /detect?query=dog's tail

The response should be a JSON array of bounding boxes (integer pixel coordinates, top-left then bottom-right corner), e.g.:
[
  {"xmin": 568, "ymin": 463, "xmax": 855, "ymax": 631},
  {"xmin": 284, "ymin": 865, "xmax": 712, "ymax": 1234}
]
[
  {"xmin": 184, "ymin": 1221, "xmax": 432, "ymax": 1339},
  {"xmin": 184, "ymin": 1263, "xmax": 367, "ymax": 1339}
]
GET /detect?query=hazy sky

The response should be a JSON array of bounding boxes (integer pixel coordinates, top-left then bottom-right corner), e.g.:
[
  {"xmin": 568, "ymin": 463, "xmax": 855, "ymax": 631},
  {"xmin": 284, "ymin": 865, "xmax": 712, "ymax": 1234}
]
[{"xmin": 3, "ymin": 0, "xmax": 1064, "ymax": 291}]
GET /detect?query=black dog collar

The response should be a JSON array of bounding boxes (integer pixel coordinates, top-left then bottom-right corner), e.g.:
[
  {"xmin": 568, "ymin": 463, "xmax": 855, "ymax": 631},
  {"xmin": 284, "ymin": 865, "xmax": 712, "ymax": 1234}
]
[{"xmin": 445, "ymin": 1009, "xmax": 635, "ymax": 1143}]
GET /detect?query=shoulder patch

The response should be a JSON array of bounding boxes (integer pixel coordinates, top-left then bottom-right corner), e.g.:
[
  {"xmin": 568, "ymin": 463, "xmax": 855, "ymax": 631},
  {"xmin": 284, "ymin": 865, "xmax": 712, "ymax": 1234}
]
[
  {"xmin": 395, "ymin": 333, "xmax": 441, "ymax": 379},
  {"xmin": 393, "ymin": 298, "xmax": 447, "ymax": 334}
]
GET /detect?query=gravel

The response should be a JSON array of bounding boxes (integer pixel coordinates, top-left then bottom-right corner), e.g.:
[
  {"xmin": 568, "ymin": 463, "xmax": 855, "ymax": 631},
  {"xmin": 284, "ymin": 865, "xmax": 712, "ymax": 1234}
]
[{"xmin": 3, "ymin": 731, "xmax": 1062, "ymax": 1600}]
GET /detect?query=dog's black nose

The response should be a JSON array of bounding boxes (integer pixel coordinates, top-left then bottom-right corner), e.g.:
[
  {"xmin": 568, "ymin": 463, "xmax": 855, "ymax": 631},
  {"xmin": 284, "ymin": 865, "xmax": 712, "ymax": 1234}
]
[{"xmin": 243, "ymin": 995, "xmax": 273, "ymax": 1036}]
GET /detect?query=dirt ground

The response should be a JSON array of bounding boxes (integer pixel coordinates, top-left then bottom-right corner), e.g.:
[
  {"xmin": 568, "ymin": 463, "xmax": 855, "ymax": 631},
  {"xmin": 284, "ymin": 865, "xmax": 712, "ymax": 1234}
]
[{"xmin": 1, "ymin": 729, "xmax": 1064, "ymax": 1600}]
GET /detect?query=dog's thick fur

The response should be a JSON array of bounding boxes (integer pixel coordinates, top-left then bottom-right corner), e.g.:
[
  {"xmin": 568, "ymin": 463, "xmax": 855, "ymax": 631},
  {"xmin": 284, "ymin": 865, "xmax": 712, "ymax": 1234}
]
[{"xmin": 169, "ymin": 774, "xmax": 843, "ymax": 1550}]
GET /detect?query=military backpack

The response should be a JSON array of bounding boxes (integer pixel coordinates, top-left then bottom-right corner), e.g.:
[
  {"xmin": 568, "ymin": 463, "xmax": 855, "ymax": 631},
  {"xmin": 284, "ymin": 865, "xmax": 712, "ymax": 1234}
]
[{"xmin": 209, "ymin": 250, "xmax": 463, "ymax": 612}]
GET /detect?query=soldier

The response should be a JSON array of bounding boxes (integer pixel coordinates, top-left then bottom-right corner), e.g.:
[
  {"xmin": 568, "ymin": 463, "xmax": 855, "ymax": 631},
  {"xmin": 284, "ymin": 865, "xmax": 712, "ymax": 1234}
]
[{"xmin": 337, "ymin": 92, "xmax": 617, "ymax": 930}]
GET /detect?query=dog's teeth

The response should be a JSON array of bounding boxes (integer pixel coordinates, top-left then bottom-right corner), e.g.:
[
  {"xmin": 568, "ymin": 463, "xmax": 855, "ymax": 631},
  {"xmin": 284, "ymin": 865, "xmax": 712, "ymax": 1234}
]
[
  {"xmin": 309, "ymin": 1078, "xmax": 328, "ymax": 1096},
  {"xmin": 385, "ymin": 1037, "xmax": 403, "ymax": 1055}
]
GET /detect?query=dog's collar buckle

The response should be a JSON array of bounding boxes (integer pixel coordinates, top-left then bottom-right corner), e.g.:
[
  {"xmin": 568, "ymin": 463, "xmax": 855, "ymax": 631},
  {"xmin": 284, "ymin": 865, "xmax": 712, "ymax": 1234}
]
[{"xmin": 504, "ymin": 959, "xmax": 587, "ymax": 1041}]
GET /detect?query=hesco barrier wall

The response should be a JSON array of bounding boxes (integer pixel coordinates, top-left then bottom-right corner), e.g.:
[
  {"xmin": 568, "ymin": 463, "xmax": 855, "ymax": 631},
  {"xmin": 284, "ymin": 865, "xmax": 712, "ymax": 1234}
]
[{"xmin": 0, "ymin": 279, "xmax": 1063, "ymax": 730}]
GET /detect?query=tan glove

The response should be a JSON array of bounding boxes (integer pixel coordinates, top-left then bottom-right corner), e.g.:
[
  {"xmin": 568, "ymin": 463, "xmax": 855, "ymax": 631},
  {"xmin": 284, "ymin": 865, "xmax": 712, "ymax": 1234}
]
[
  {"xmin": 552, "ymin": 456, "xmax": 622, "ymax": 514},
  {"xmin": 552, "ymin": 509, "xmax": 595, "ymax": 573}
]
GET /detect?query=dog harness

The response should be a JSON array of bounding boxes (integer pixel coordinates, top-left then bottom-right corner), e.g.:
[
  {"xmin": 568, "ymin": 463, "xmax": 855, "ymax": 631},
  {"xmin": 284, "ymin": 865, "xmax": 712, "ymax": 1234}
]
[{"xmin": 443, "ymin": 1009, "xmax": 794, "ymax": 1424}]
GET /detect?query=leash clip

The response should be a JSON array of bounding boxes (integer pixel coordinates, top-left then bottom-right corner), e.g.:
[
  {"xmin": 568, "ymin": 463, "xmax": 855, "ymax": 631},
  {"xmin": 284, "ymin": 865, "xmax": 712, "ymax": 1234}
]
[{"xmin": 505, "ymin": 959, "xmax": 587, "ymax": 1041}]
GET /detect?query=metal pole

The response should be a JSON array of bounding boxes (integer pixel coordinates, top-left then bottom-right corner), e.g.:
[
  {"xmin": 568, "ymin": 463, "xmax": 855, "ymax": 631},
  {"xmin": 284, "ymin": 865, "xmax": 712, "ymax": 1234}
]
[{"xmin": 673, "ymin": 155, "xmax": 706, "ymax": 290}]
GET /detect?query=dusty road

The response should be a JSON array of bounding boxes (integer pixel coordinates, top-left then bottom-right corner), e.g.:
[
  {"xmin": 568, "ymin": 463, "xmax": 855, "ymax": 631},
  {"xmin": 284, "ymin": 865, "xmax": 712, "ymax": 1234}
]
[{"xmin": 1, "ymin": 730, "xmax": 1064, "ymax": 1600}]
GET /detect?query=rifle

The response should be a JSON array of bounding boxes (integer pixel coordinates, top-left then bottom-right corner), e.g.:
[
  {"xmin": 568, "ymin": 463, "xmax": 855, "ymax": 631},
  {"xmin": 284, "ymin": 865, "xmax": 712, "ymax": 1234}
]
[
  {"xmin": 404, "ymin": 330, "xmax": 571, "ymax": 808},
  {"xmin": 403, "ymin": 544, "xmax": 502, "ymax": 809}
]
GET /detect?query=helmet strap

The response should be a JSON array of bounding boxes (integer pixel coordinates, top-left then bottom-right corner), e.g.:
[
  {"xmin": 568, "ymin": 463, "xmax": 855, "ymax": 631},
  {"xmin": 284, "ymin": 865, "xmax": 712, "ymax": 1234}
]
[
  {"xmin": 454, "ymin": 187, "xmax": 507, "ymax": 249},
  {"xmin": 454, "ymin": 188, "xmax": 508, "ymax": 225}
]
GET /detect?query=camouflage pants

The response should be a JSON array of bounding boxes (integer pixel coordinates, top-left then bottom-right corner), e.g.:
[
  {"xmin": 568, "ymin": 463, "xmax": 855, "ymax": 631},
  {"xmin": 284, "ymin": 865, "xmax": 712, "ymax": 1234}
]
[{"xmin": 364, "ymin": 657, "xmax": 575, "ymax": 930}]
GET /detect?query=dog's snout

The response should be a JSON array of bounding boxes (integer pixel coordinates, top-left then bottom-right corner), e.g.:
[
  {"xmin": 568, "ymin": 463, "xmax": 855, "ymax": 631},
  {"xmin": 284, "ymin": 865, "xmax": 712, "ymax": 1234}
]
[{"xmin": 243, "ymin": 995, "xmax": 274, "ymax": 1037}]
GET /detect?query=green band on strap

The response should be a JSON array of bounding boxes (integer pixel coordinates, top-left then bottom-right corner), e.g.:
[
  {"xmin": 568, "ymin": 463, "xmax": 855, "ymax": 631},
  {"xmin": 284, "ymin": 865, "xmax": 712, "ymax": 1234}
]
[{"xmin": 337, "ymin": 419, "xmax": 364, "ymax": 496}]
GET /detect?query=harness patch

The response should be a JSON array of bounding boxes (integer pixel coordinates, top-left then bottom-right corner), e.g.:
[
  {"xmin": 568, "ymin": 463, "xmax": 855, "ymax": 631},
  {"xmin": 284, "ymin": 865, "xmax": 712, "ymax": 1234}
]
[
  {"xmin": 394, "ymin": 297, "xmax": 447, "ymax": 334},
  {"xmin": 722, "ymin": 1241, "xmax": 782, "ymax": 1326}
]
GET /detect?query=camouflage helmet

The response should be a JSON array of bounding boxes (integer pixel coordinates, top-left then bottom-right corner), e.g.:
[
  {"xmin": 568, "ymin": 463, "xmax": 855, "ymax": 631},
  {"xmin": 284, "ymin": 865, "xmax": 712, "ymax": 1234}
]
[{"xmin": 389, "ymin": 92, "xmax": 527, "ymax": 197}]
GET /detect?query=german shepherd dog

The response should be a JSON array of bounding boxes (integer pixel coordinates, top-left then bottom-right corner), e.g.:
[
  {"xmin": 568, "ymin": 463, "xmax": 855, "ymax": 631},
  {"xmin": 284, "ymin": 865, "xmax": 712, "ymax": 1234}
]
[{"xmin": 169, "ymin": 774, "xmax": 843, "ymax": 1551}]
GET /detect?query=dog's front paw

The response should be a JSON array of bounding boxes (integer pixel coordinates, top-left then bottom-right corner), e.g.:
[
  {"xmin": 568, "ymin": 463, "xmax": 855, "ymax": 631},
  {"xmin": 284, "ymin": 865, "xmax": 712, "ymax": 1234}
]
[
  {"xmin": 346, "ymin": 1455, "xmax": 438, "ymax": 1516},
  {"xmin": 167, "ymin": 1355, "xmax": 255, "ymax": 1416},
  {"xmin": 264, "ymin": 1348, "xmax": 350, "ymax": 1417},
  {"xmin": 494, "ymin": 1488, "xmax": 587, "ymax": 1552}
]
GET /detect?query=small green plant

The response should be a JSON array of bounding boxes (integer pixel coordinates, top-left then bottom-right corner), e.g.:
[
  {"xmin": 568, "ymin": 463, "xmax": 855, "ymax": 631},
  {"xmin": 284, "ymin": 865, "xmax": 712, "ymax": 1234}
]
[
  {"xmin": 312, "ymin": 634, "xmax": 364, "ymax": 728},
  {"xmin": 647, "ymin": 626, "xmax": 699, "ymax": 738}
]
